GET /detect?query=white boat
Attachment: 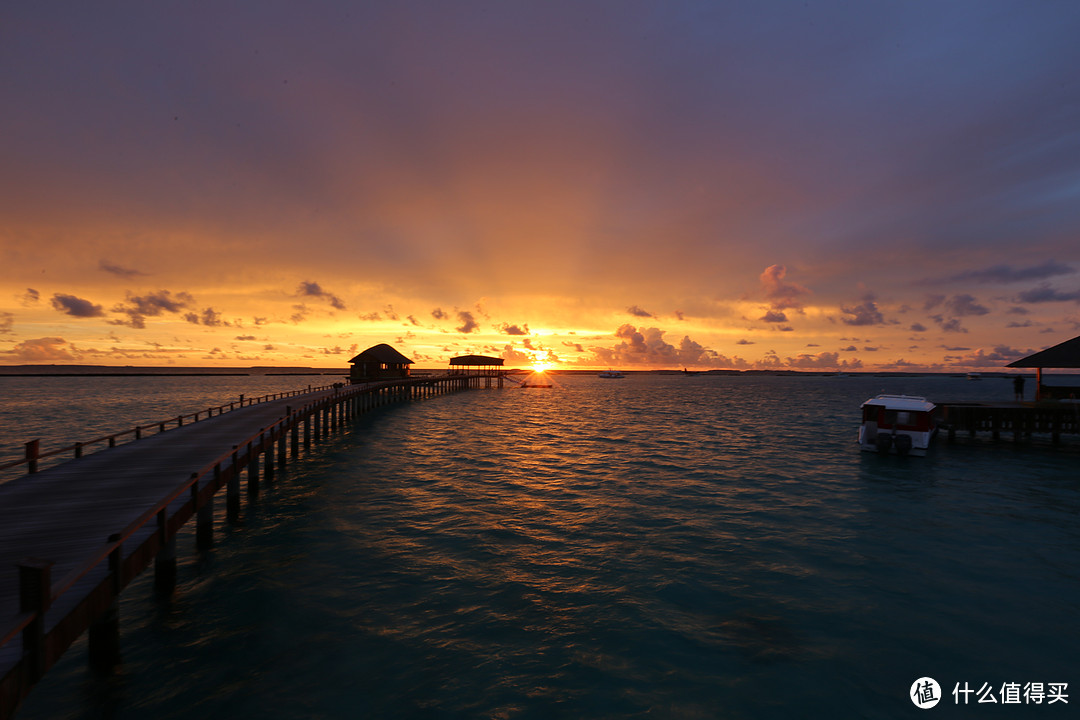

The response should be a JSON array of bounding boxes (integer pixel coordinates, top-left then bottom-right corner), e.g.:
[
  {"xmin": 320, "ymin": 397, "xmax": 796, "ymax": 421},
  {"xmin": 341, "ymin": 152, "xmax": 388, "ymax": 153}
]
[
  {"xmin": 857, "ymin": 394, "xmax": 937, "ymax": 456},
  {"xmin": 598, "ymin": 369, "xmax": 625, "ymax": 379}
]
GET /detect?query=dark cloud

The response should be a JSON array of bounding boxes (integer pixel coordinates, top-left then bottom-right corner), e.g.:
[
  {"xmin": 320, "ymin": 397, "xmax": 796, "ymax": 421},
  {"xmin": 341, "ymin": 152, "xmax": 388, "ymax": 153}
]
[
  {"xmin": 944, "ymin": 294, "xmax": 990, "ymax": 317},
  {"xmin": 909, "ymin": 323, "xmax": 927, "ymax": 332},
  {"xmin": 923, "ymin": 260, "xmax": 1075, "ymax": 285},
  {"xmin": 627, "ymin": 305, "xmax": 654, "ymax": 318},
  {"xmin": 760, "ymin": 310, "xmax": 788, "ymax": 323},
  {"xmin": 50, "ymin": 293, "xmax": 105, "ymax": 318},
  {"xmin": 20, "ymin": 289, "xmax": 40, "ymax": 306},
  {"xmin": 1016, "ymin": 284, "xmax": 1080, "ymax": 303},
  {"xmin": 235, "ymin": 335, "xmax": 257, "ymax": 341},
  {"xmin": 930, "ymin": 315, "xmax": 967, "ymax": 333},
  {"xmin": 111, "ymin": 290, "xmax": 193, "ymax": 328},
  {"xmin": 99, "ymin": 260, "xmax": 147, "ymax": 278},
  {"xmin": 760, "ymin": 265, "xmax": 809, "ymax": 311},
  {"xmin": 296, "ymin": 281, "xmax": 345, "ymax": 310},
  {"xmin": 184, "ymin": 307, "xmax": 231, "ymax": 326},
  {"xmin": 431, "ymin": 308, "xmax": 448, "ymax": 320},
  {"xmin": 456, "ymin": 310, "xmax": 479, "ymax": 333},
  {"xmin": 500, "ymin": 323, "xmax": 529, "ymax": 335},
  {"xmin": 923, "ymin": 295, "xmax": 945, "ymax": 311},
  {"xmin": 841, "ymin": 294, "xmax": 885, "ymax": 326},
  {"xmin": 0, "ymin": 312, "xmax": 13, "ymax": 334}
]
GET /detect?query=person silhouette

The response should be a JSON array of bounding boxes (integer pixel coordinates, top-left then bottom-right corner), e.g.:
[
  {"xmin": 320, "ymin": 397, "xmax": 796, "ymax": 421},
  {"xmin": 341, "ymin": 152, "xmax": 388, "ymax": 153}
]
[{"xmin": 1013, "ymin": 374, "xmax": 1025, "ymax": 400}]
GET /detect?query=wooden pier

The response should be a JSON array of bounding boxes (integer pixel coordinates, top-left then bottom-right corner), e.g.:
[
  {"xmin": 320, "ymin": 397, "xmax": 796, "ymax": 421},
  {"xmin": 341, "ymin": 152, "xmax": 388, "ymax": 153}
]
[
  {"xmin": 0, "ymin": 373, "xmax": 489, "ymax": 719},
  {"xmin": 938, "ymin": 401, "xmax": 1080, "ymax": 445}
]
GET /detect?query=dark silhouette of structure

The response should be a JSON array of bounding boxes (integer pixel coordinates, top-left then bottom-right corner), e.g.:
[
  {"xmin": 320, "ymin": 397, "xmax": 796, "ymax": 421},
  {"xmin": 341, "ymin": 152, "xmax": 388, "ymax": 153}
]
[
  {"xmin": 349, "ymin": 344, "xmax": 413, "ymax": 383},
  {"xmin": 1007, "ymin": 334, "xmax": 1080, "ymax": 400}
]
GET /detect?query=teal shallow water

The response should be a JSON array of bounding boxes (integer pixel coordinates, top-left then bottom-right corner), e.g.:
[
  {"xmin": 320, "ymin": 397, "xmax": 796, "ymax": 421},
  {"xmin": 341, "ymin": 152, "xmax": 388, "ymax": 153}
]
[{"xmin": 7, "ymin": 374, "xmax": 1080, "ymax": 718}]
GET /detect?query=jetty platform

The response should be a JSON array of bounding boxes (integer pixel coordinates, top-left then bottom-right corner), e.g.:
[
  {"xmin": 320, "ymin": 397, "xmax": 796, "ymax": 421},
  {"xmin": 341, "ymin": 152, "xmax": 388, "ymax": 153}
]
[
  {"xmin": 938, "ymin": 400, "xmax": 1080, "ymax": 444},
  {"xmin": 0, "ymin": 373, "xmax": 480, "ymax": 719}
]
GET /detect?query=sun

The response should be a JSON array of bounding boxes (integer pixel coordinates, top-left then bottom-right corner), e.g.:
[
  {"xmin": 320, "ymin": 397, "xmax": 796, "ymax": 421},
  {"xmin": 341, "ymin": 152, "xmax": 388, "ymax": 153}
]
[{"xmin": 531, "ymin": 361, "xmax": 552, "ymax": 374}]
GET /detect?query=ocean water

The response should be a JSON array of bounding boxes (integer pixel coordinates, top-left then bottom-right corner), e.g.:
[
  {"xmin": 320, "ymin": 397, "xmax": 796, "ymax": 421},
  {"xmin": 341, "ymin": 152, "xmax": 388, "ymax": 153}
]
[{"xmin": 6, "ymin": 373, "xmax": 1080, "ymax": 718}]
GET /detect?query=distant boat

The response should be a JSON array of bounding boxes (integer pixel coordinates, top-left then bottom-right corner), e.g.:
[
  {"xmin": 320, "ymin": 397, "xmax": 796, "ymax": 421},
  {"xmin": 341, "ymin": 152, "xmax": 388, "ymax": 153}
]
[
  {"xmin": 682, "ymin": 368, "xmax": 701, "ymax": 376},
  {"xmin": 967, "ymin": 372, "xmax": 981, "ymax": 380},
  {"xmin": 598, "ymin": 369, "xmax": 625, "ymax": 379},
  {"xmin": 857, "ymin": 394, "xmax": 937, "ymax": 456}
]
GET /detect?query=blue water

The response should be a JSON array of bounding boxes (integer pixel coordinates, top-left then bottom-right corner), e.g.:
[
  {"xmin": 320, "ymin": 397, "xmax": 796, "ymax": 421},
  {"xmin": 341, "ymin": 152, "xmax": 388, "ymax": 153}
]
[{"xmin": 8, "ymin": 373, "xmax": 1080, "ymax": 718}]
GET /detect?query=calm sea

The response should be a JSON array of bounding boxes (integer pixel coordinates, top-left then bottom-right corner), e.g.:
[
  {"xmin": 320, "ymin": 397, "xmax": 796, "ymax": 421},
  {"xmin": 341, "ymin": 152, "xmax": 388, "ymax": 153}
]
[{"xmin": 4, "ymin": 372, "xmax": 1079, "ymax": 718}]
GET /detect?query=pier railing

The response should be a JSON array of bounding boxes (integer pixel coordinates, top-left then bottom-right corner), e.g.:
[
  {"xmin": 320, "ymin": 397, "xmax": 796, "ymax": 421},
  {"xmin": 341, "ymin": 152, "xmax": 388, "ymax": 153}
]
[
  {"xmin": 0, "ymin": 383, "xmax": 347, "ymax": 479},
  {"xmin": 0, "ymin": 374, "xmax": 481, "ymax": 719}
]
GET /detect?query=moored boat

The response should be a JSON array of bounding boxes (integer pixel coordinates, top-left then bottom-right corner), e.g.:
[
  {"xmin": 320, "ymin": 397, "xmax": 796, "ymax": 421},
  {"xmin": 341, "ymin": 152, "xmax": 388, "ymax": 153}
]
[
  {"xmin": 598, "ymin": 369, "xmax": 625, "ymax": 378},
  {"xmin": 857, "ymin": 394, "xmax": 937, "ymax": 456}
]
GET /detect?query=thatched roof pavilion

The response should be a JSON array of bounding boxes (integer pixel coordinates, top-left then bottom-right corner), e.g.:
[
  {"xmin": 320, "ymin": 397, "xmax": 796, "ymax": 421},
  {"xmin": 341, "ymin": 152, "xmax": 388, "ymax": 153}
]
[
  {"xmin": 449, "ymin": 355, "xmax": 504, "ymax": 376},
  {"xmin": 349, "ymin": 343, "xmax": 413, "ymax": 383},
  {"xmin": 1007, "ymin": 334, "xmax": 1080, "ymax": 400}
]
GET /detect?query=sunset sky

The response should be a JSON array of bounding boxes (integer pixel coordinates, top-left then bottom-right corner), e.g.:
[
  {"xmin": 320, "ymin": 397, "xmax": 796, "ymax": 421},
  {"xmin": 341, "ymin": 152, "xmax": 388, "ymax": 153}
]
[{"xmin": 3, "ymin": 1, "xmax": 1080, "ymax": 370}]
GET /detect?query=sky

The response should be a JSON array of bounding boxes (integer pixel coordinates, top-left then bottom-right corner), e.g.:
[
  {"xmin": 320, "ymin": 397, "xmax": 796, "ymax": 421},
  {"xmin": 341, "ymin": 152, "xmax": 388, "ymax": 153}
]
[{"xmin": 2, "ymin": 1, "xmax": 1080, "ymax": 371}]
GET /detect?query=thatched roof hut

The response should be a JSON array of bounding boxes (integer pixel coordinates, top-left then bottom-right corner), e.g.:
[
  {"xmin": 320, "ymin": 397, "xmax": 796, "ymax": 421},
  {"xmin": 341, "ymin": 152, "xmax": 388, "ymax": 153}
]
[
  {"xmin": 449, "ymin": 355, "xmax": 504, "ymax": 376},
  {"xmin": 349, "ymin": 343, "xmax": 413, "ymax": 383}
]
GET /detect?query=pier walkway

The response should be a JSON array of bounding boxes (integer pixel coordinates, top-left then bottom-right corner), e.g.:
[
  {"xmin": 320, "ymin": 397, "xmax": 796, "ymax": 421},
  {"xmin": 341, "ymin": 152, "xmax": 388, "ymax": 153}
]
[
  {"xmin": 938, "ymin": 400, "xmax": 1080, "ymax": 444},
  {"xmin": 0, "ymin": 373, "xmax": 479, "ymax": 718}
]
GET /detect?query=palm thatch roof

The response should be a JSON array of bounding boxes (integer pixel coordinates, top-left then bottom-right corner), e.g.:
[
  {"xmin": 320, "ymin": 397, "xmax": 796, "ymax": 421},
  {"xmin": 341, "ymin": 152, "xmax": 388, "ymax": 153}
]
[
  {"xmin": 449, "ymin": 355, "xmax": 504, "ymax": 366},
  {"xmin": 1007, "ymin": 335, "xmax": 1080, "ymax": 369},
  {"xmin": 348, "ymin": 344, "xmax": 413, "ymax": 365}
]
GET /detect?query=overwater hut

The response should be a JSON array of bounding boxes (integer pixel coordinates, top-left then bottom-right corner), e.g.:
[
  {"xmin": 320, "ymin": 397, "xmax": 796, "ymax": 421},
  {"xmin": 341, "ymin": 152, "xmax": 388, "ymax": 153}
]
[
  {"xmin": 1007, "ymin": 334, "xmax": 1080, "ymax": 400},
  {"xmin": 349, "ymin": 343, "xmax": 413, "ymax": 383},
  {"xmin": 448, "ymin": 355, "xmax": 504, "ymax": 377}
]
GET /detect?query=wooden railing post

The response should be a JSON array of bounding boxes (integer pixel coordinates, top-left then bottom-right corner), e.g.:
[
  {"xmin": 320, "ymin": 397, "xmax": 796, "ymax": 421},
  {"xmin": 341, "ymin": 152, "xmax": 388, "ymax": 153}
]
[
  {"xmin": 88, "ymin": 534, "xmax": 122, "ymax": 673},
  {"xmin": 227, "ymin": 447, "xmax": 240, "ymax": 524},
  {"xmin": 247, "ymin": 438, "xmax": 259, "ymax": 496},
  {"xmin": 18, "ymin": 558, "xmax": 53, "ymax": 682},
  {"xmin": 196, "ymin": 469, "xmax": 214, "ymax": 552},
  {"xmin": 277, "ymin": 424, "xmax": 287, "ymax": 467},
  {"xmin": 304, "ymin": 407, "xmax": 312, "ymax": 449},
  {"xmin": 154, "ymin": 509, "xmax": 176, "ymax": 597},
  {"xmin": 265, "ymin": 430, "xmax": 275, "ymax": 483},
  {"xmin": 25, "ymin": 439, "xmax": 39, "ymax": 474}
]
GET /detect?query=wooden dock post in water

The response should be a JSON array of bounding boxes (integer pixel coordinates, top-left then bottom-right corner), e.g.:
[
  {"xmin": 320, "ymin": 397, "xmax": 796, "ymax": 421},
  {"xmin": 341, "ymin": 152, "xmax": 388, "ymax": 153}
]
[
  {"xmin": 88, "ymin": 535, "xmax": 123, "ymax": 673},
  {"xmin": 247, "ymin": 438, "xmax": 259, "ymax": 496},
  {"xmin": 18, "ymin": 559, "xmax": 52, "ymax": 683},
  {"xmin": 155, "ymin": 509, "xmax": 176, "ymax": 597},
  {"xmin": 197, "ymin": 469, "xmax": 214, "ymax": 551},
  {"xmin": 227, "ymin": 446, "xmax": 241, "ymax": 523}
]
